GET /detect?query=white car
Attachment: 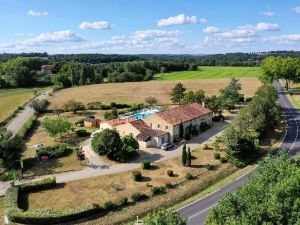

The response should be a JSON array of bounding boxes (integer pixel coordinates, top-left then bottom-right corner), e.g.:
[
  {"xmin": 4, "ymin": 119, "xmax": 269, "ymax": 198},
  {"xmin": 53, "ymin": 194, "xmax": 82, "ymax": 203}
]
[
  {"xmin": 161, "ymin": 143, "xmax": 174, "ymax": 150},
  {"xmin": 90, "ymin": 130, "xmax": 101, "ymax": 138}
]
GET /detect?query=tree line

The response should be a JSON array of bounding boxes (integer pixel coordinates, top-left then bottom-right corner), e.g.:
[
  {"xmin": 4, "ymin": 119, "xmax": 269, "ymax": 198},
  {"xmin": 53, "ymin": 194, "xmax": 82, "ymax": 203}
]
[
  {"xmin": 260, "ymin": 56, "xmax": 300, "ymax": 90},
  {"xmin": 0, "ymin": 57, "xmax": 197, "ymax": 88},
  {"xmin": 223, "ymin": 85, "xmax": 281, "ymax": 166}
]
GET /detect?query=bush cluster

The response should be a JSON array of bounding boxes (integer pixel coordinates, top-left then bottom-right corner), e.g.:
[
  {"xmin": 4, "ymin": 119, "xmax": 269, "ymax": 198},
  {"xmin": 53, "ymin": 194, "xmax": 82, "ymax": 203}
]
[
  {"xmin": 17, "ymin": 114, "xmax": 37, "ymax": 139},
  {"xmin": 132, "ymin": 171, "xmax": 142, "ymax": 181},
  {"xmin": 151, "ymin": 186, "xmax": 166, "ymax": 196},
  {"xmin": 36, "ymin": 144, "xmax": 71, "ymax": 159},
  {"xmin": 76, "ymin": 129, "xmax": 90, "ymax": 137},
  {"xmin": 141, "ymin": 159, "xmax": 151, "ymax": 169},
  {"xmin": 185, "ymin": 172, "xmax": 194, "ymax": 180},
  {"xmin": 213, "ymin": 152, "xmax": 221, "ymax": 160},
  {"xmin": 166, "ymin": 170, "xmax": 174, "ymax": 177},
  {"xmin": 131, "ymin": 192, "xmax": 148, "ymax": 202}
]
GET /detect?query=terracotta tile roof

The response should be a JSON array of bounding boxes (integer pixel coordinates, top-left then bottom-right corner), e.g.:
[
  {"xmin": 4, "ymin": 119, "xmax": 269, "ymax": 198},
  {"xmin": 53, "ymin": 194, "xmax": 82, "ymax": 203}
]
[
  {"xmin": 105, "ymin": 117, "xmax": 136, "ymax": 126},
  {"xmin": 156, "ymin": 103, "xmax": 212, "ymax": 125},
  {"xmin": 130, "ymin": 120, "xmax": 168, "ymax": 141}
]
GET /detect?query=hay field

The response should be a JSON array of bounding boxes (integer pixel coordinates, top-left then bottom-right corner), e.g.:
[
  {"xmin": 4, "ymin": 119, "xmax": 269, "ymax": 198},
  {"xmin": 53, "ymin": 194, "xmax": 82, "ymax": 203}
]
[{"xmin": 48, "ymin": 78, "xmax": 260, "ymax": 109}]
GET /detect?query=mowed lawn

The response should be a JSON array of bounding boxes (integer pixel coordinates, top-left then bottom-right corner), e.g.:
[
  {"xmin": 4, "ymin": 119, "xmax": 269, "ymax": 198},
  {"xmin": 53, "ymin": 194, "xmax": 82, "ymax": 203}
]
[
  {"xmin": 48, "ymin": 78, "xmax": 261, "ymax": 109},
  {"xmin": 0, "ymin": 88, "xmax": 36, "ymax": 122},
  {"xmin": 156, "ymin": 66, "xmax": 261, "ymax": 80}
]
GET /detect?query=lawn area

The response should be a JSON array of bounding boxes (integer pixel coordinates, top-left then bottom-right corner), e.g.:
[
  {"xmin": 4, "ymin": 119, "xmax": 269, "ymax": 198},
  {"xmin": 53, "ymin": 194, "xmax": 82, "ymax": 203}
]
[
  {"xmin": 0, "ymin": 87, "xmax": 48, "ymax": 122},
  {"xmin": 48, "ymin": 78, "xmax": 261, "ymax": 109},
  {"xmin": 156, "ymin": 66, "xmax": 261, "ymax": 80},
  {"xmin": 24, "ymin": 148, "xmax": 228, "ymax": 210}
]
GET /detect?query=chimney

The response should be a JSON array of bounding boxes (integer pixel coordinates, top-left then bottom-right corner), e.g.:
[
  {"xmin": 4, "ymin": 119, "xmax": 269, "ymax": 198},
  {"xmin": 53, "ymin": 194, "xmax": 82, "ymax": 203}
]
[{"xmin": 202, "ymin": 102, "xmax": 205, "ymax": 108}]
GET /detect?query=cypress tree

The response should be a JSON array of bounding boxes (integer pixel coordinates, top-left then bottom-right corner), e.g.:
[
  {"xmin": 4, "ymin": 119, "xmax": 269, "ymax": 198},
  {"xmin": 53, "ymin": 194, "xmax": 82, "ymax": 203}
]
[
  {"xmin": 182, "ymin": 144, "xmax": 187, "ymax": 166},
  {"xmin": 186, "ymin": 147, "xmax": 192, "ymax": 167}
]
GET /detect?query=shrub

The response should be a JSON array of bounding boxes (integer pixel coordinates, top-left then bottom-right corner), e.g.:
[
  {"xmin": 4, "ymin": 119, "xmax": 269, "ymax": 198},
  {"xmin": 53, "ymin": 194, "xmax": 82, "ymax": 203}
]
[
  {"xmin": 116, "ymin": 197, "xmax": 128, "ymax": 207},
  {"xmin": 220, "ymin": 157, "xmax": 227, "ymax": 163},
  {"xmin": 131, "ymin": 192, "xmax": 148, "ymax": 202},
  {"xmin": 104, "ymin": 201, "xmax": 116, "ymax": 210},
  {"xmin": 76, "ymin": 129, "xmax": 90, "ymax": 137},
  {"xmin": 185, "ymin": 172, "xmax": 194, "ymax": 180},
  {"xmin": 151, "ymin": 186, "xmax": 166, "ymax": 196},
  {"xmin": 36, "ymin": 144, "xmax": 71, "ymax": 159},
  {"xmin": 202, "ymin": 144, "xmax": 209, "ymax": 150},
  {"xmin": 167, "ymin": 170, "xmax": 174, "ymax": 177},
  {"xmin": 165, "ymin": 182, "xmax": 174, "ymax": 189},
  {"xmin": 0, "ymin": 171, "xmax": 14, "ymax": 181},
  {"xmin": 141, "ymin": 159, "xmax": 151, "ymax": 169},
  {"xmin": 214, "ymin": 152, "xmax": 221, "ymax": 160},
  {"xmin": 206, "ymin": 164, "xmax": 215, "ymax": 170},
  {"xmin": 132, "ymin": 171, "xmax": 142, "ymax": 181}
]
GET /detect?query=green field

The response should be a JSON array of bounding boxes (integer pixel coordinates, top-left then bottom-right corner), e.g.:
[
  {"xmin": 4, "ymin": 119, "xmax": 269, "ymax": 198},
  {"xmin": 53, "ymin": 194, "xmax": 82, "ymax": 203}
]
[
  {"xmin": 156, "ymin": 66, "xmax": 261, "ymax": 80},
  {"xmin": 0, "ymin": 87, "xmax": 48, "ymax": 123}
]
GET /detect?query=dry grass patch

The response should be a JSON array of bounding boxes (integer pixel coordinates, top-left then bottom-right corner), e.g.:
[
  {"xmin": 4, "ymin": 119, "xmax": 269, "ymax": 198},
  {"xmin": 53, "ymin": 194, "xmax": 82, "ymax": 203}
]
[
  {"xmin": 48, "ymin": 78, "xmax": 260, "ymax": 109},
  {"xmin": 24, "ymin": 148, "xmax": 223, "ymax": 211}
]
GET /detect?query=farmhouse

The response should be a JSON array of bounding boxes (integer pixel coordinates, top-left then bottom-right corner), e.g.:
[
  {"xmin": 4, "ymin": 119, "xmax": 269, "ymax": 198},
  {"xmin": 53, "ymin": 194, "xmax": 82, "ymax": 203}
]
[
  {"xmin": 143, "ymin": 103, "xmax": 213, "ymax": 143},
  {"xmin": 99, "ymin": 103, "xmax": 213, "ymax": 148}
]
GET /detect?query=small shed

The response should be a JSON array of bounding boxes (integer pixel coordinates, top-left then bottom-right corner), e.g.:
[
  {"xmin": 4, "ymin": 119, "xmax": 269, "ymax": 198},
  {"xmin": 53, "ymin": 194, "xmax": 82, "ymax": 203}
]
[{"xmin": 84, "ymin": 118, "xmax": 100, "ymax": 128}]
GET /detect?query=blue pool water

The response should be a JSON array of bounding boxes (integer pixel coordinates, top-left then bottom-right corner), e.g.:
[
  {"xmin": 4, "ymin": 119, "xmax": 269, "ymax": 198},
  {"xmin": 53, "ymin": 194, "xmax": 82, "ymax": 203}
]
[{"xmin": 133, "ymin": 112, "xmax": 152, "ymax": 119}]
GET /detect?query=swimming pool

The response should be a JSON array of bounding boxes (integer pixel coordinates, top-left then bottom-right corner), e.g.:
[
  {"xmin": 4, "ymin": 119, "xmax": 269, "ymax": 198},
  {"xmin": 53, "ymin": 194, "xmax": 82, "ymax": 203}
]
[{"xmin": 120, "ymin": 107, "xmax": 161, "ymax": 120}]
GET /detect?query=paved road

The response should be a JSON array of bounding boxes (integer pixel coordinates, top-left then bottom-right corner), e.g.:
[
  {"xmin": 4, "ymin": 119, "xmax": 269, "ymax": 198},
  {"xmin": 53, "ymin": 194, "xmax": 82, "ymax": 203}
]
[
  {"xmin": 178, "ymin": 81, "xmax": 300, "ymax": 225},
  {"xmin": 7, "ymin": 91, "xmax": 50, "ymax": 135}
]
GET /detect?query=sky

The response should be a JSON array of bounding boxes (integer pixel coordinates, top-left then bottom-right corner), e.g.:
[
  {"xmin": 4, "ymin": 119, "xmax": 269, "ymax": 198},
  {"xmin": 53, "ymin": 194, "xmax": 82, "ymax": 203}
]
[{"xmin": 1, "ymin": 0, "xmax": 300, "ymax": 54}]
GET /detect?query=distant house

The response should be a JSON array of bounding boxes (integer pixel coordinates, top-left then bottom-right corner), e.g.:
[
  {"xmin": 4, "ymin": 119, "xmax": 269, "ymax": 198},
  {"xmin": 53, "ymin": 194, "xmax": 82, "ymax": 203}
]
[
  {"xmin": 41, "ymin": 65, "xmax": 53, "ymax": 75},
  {"xmin": 143, "ymin": 103, "xmax": 213, "ymax": 143},
  {"xmin": 84, "ymin": 118, "xmax": 100, "ymax": 128}
]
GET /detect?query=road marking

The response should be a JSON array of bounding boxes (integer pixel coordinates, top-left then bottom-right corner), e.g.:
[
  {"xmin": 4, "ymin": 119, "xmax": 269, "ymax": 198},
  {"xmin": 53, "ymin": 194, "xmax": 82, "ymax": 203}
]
[
  {"xmin": 188, "ymin": 203, "xmax": 218, "ymax": 219},
  {"xmin": 177, "ymin": 166, "xmax": 257, "ymax": 212},
  {"xmin": 278, "ymin": 89, "xmax": 299, "ymax": 152}
]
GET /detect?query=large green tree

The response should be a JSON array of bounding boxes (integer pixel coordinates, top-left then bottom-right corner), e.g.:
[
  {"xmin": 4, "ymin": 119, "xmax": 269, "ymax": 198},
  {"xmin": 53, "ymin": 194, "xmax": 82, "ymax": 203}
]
[
  {"xmin": 206, "ymin": 151, "xmax": 300, "ymax": 225},
  {"xmin": 91, "ymin": 129, "xmax": 124, "ymax": 161},
  {"xmin": 143, "ymin": 207, "xmax": 186, "ymax": 225},
  {"xmin": 183, "ymin": 89, "xmax": 205, "ymax": 105},
  {"xmin": 219, "ymin": 78, "xmax": 242, "ymax": 110},
  {"xmin": 0, "ymin": 57, "xmax": 42, "ymax": 87},
  {"xmin": 171, "ymin": 83, "xmax": 186, "ymax": 105},
  {"xmin": 260, "ymin": 56, "xmax": 300, "ymax": 89},
  {"xmin": 42, "ymin": 117, "xmax": 72, "ymax": 139},
  {"xmin": 0, "ymin": 127, "xmax": 25, "ymax": 168}
]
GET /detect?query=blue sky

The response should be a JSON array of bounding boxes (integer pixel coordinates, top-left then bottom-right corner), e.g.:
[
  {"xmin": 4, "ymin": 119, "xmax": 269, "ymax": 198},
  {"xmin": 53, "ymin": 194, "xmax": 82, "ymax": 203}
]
[{"xmin": 1, "ymin": 0, "xmax": 300, "ymax": 54}]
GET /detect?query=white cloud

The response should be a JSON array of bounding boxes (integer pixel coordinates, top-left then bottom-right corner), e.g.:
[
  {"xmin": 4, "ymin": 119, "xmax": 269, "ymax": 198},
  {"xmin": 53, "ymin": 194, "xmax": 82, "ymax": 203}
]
[
  {"xmin": 133, "ymin": 30, "xmax": 181, "ymax": 40},
  {"xmin": 18, "ymin": 30, "xmax": 85, "ymax": 46},
  {"xmin": 255, "ymin": 22, "xmax": 280, "ymax": 31},
  {"xmin": 79, "ymin": 21, "xmax": 111, "ymax": 30},
  {"xmin": 203, "ymin": 26, "xmax": 222, "ymax": 33},
  {"xmin": 264, "ymin": 34, "xmax": 300, "ymax": 44},
  {"xmin": 261, "ymin": 11, "xmax": 276, "ymax": 17},
  {"xmin": 27, "ymin": 10, "xmax": 48, "ymax": 17},
  {"xmin": 294, "ymin": 6, "xmax": 300, "ymax": 14},
  {"xmin": 157, "ymin": 14, "xmax": 205, "ymax": 26}
]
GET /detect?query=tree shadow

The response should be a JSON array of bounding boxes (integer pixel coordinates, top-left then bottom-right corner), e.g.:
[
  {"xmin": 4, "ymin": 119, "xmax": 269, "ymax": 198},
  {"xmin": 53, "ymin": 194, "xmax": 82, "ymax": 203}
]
[
  {"xmin": 190, "ymin": 164, "xmax": 207, "ymax": 169},
  {"xmin": 148, "ymin": 165, "xmax": 160, "ymax": 170},
  {"xmin": 140, "ymin": 176, "xmax": 152, "ymax": 182}
]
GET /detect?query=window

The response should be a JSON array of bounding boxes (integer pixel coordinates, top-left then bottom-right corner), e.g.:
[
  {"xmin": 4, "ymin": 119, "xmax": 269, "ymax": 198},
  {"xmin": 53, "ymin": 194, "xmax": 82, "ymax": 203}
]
[
  {"xmin": 150, "ymin": 123, "xmax": 152, "ymax": 128},
  {"xmin": 165, "ymin": 126, "xmax": 168, "ymax": 130},
  {"xmin": 157, "ymin": 124, "xmax": 160, "ymax": 128}
]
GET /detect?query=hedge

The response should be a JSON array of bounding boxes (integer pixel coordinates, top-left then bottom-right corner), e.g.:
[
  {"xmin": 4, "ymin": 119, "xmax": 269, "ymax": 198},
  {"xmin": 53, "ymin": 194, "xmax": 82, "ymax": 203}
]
[
  {"xmin": 36, "ymin": 144, "xmax": 72, "ymax": 159},
  {"xmin": 19, "ymin": 176, "xmax": 56, "ymax": 192},
  {"xmin": 17, "ymin": 114, "xmax": 37, "ymax": 140},
  {"xmin": 4, "ymin": 177, "xmax": 104, "ymax": 224}
]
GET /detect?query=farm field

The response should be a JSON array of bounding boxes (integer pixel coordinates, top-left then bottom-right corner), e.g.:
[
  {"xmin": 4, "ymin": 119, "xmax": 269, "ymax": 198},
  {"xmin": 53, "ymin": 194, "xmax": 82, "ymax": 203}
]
[
  {"xmin": 0, "ymin": 87, "xmax": 48, "ymax": 123},
  {"xmin": 48, "ymin": 78, "xmax": 261, "ymax": 109},
  {"xmin": 156, "ymin": 66, "xmax": 261, "ymax": 80}
]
